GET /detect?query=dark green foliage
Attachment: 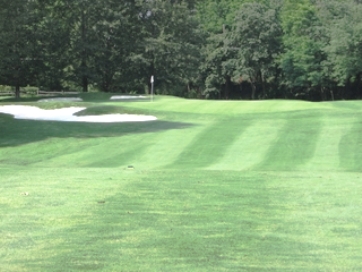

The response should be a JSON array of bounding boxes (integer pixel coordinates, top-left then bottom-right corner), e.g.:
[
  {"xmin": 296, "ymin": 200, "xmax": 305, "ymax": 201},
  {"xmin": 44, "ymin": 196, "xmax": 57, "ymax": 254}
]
[
  {"xmin": 279, "ymin": 0, "xmax": 328, "ymax": 99},
  {"xmin": 229, "ymin": 2, "xmax": 283, "ymax": 99},
  {"xmin": 0, "ymin": 0, "xmax": 362, "ymax": 100},
  {"xmin": 202, "ymin": 1, "xmax": 283, "ymax": 99},
  {"xmin": 131, "ymin": 0, "xmax": 204, "ymax": 95},
  {"xmin": 201, "ymin": 32, "xmax": 235, "ymax": 99},
  {"xmin": 323, "ymin": 0, "xmax": 362, "ymax": 98},
  {"xmin": 0, "ymin": 0, "xmax": 39, "ymax": 98}
]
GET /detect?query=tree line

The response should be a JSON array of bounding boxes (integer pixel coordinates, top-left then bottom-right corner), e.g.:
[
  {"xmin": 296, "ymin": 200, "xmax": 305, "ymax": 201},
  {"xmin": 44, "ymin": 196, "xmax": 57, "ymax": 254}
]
[{"xmin": 0, "ymin": 0, "xmax": 361, "ymax": 101}]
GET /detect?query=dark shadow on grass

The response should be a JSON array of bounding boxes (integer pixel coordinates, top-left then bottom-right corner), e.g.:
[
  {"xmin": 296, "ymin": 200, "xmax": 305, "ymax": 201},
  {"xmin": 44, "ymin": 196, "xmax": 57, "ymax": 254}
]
[
  {"xmin": 0, "ymin": 96, "xmax": 43, "ymax": 103},
  {"xmin": 255, "ymin": 113, "xmax": 322, "ymax": 171},
  {"xmin": 167, "ymin": 119, "xmax": 253, "ymax": 169},
  {"xmin": 7, "ymin": 171, "xmax": 343, "ymax": 271},
  {"xmin": 0, "ymin": 114, "xmax": 195, "ymax": 147},
  {"xmin": 339, "ymin": 117, "xmax": 362, "ymax": 172}
]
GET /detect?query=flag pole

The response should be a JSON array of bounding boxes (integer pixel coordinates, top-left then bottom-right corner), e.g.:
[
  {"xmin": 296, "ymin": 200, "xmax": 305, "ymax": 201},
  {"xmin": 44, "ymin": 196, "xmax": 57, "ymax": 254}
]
[{"xmin": 150, "ymin": 75, "xmax": 154, "ymax": 102}]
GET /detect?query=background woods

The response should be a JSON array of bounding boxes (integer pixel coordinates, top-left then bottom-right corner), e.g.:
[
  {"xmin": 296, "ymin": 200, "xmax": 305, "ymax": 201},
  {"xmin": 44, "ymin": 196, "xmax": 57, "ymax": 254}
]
[{"xmin": 0, "ymin": 0, "xmax": 361, "ymax": 101}]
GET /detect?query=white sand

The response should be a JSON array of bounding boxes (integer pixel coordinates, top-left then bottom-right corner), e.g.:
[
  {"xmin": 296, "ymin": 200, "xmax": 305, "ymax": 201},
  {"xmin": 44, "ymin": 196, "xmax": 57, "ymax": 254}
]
[
  {"xmin": 38, "ymin": 97, "xmax": 83, "ymax": 102},
  {"xmin": 0, "ymin": 105, "xmax": 157, "ymax": 123},
  {"xmin": 110, "ymin": 95, "xmax": 147, "ymax": 100},
  {"xmin": 38, "ymin": 95, "xmax": 147, "ymax": 102}
]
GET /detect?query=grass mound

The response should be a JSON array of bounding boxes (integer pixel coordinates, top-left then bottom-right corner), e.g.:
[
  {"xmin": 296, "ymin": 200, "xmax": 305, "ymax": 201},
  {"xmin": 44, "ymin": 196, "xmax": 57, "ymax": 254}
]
[{"xmin": 74, "ymin": 105, "xmax": 148, "ymax": 116}]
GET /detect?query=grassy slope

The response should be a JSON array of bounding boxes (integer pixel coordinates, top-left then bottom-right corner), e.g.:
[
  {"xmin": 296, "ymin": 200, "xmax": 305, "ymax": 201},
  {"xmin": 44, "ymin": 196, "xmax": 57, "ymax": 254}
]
[{"xmin": 1, "ymin": 96, "xmax": 362, "ymax": 271}]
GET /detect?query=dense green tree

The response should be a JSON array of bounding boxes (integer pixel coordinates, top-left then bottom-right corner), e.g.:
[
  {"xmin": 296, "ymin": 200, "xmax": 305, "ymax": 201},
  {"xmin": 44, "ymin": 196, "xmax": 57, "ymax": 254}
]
[
  {"xmin": 322, "ymin": 0, "xmax": 362, "ymax": 98},
  {"xmin": 33, "ymin": 0, "xmax": 72, "ymax": 91},
  {"xmin": 200, "ymin": 0, "xmax": 283, "ymax": 99},
  {"xmin": 0, "ymin": 0, "xmax": 40, "ymax": 98},
  {"xmin": 195, "ymin": 0, "xmax": 273, "ymax": 34},
  {"xmin": 279, "ymin": 0, "xmax": 330, "ymax": 100},
  {"xmin": 131, "ymin": 0, "xmax": 204, "ymax": 95},
  {"xmin": 1, "ymin": 0, "xmax": 362, "ymax": 101},
  {"xmin": 196, "ymin": 0, "xmax": 241, "ymax": 34},
  {"xmin": 91, "ymin": 0, "xmax": 143, "ymax": 92},
  {"xmin": 37, "ymin": 0, "xmax": 143, "ymax": 93},
  {"xmin": 230, "ymin": 2, "xmax": 282, "ymax": 99},
  {"xmin": 202, "ymin": 31, "xmax": 235, "ymax": 99},
  {"xmin": 60, "ymin": 0, "xmax": 100, "ymax": 92}
]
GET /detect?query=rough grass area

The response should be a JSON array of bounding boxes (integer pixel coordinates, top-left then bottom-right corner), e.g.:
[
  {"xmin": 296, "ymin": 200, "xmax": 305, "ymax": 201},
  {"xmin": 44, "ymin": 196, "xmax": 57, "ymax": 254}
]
[{"xmin": 1, "ymin": 96, "xmax": 362, "ymax": 271}]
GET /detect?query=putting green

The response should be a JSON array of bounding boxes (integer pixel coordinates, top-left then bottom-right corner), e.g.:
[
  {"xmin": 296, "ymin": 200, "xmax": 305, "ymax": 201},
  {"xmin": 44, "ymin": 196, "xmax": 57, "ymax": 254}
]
[{"xmin": 0, "ymin": 96, "xmax": 362, "ymax": 271}]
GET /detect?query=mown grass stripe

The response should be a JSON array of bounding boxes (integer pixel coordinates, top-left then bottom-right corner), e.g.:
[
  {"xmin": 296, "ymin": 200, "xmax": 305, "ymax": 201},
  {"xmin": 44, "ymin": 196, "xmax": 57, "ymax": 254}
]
[
  {"xmin": 136, "ymin": 124, "xmax": 206, "ymax": 170},
  {"xmin": 339, "ymin": 116, "xmax": 362, "ymax": 172},
  {"xmin": 168, "ymin": 119, "xmax": 252, "ymax": 169},
  {"xmin": 26, "ymin": 136, "xmax": 148, "ymax": 168},
  {"xmin": 3, "ymin": 97, "xmax": 362, "ymax": 271},
  {"xmin": 304, "ymin": 114, "xmax": 351, "ymax": 172},
  {"xmin": 208, "ymin": 119, "xmax": 285, "ymax": 171},
  {"xmin": 256, "ymin": 115, "xmax": 322, "ymax": 171}
]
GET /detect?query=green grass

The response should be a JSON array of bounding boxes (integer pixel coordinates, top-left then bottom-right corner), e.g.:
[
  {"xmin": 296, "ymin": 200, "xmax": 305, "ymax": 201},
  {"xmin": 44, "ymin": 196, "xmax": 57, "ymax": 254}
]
[{"xmin": 1, "ymin": 95, "xmax": 362, "ymax": 271}]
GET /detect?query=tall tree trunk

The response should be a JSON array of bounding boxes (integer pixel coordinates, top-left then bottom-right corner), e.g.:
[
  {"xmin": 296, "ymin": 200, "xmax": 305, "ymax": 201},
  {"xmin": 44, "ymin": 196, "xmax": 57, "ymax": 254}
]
[
  {"xmin": 225, "ymin": 75, "xmax": 231, "ymax": 99},
  {"xmin": 251, "ymin": 83, "xmax": 256, "ymax": 100},
  {"xmin": 187, "ymin": 83, "xmax": 191, "ymax": 97},
  {"xmin": 249, "ymin": 72, "xmax": 256, "ymax": 100},
  {"xmin": 345, "ymin": 77, "xmax": 352, "ymax": 99},
  {"xmin": 320, "ymin": 86, "xmax": 325, "ymax": 101},
  {"xmin": 258, "ymin": 69, "xmax": 266, "ymax": 99},
  {"xmin": 15, "ymin": 65, "xmax": 20, "ymax": 99},
  {"xmin": 330, "ymin": 89, "xmax": 335, "ymax": 101},
  {"xmin": 82, "ymin": 74, "xmax": 88, "ymax": 93},
  {"xmin": 356, "ymin": 72, "xmax": 362, "ymax": 99},
  {"xmin": 15, "ymin": 84, "xmax": 20, "ymax": 99},
  {"xmin": 81, "ymin": 10, "xmax": 88, "ymax": 92}
]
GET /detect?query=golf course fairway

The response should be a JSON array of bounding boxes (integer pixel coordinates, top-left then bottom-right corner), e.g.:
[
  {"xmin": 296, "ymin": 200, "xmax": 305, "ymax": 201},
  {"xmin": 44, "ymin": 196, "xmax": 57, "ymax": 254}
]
[{"xmin": 0, "ymin": 95, "xmax": 361, "ymax": 271}]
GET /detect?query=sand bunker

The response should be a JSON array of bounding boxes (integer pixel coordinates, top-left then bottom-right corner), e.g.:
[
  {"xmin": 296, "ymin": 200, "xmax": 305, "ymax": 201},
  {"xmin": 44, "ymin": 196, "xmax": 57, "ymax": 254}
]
[
  {"xmin": 38, "ymin": 97, "xmax": 83, "ymax": 102},
  {"xmin": 37, "ymin": 95, "xmax": 147, "ymax": 102},
  {"xmin": 0, "ymin": 105, "xmax": 157, "ymax": 123},
  {"xmin": 110, "ymin": 95, "xmax": 147, "ymax": 100}
]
